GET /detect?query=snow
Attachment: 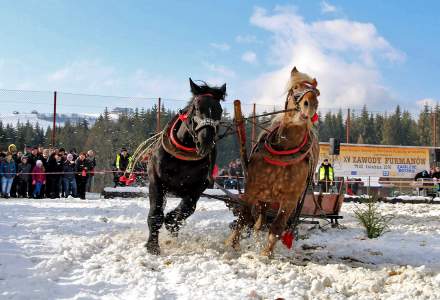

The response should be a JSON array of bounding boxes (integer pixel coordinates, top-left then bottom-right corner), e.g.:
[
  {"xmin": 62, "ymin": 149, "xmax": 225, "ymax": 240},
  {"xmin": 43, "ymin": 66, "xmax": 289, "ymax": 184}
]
[
  {"xmin": 103, "ymin": 186, "xmax": 149, "ymax": 194},
  {"xmin": 0, "ymin": 113, "xmax": 54, "ymax": 128},
  {"xmin": 1, "ymin": 196, "xmax": 440, "ymax": 299}
]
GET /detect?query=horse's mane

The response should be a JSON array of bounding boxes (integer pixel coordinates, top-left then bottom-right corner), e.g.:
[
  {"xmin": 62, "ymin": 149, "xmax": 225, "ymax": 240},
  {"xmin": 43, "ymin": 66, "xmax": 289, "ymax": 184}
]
[
  {"xmin": 185, "ymin": 81, "xmax": 227, "ymax": 108},
  {"xmin": 269, "ymin": 69, "xmax": 316, "ymax": 127},
  {"xmin": 285, "ymin": 70, "xmax": 315, "ymax": 94}
]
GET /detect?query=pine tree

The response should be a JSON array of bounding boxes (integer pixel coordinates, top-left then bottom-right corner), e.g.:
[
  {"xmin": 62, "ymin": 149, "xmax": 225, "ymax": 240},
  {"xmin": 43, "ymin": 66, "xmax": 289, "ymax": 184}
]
[{"xmin": 417, "ymin": 105, "xmax": 432, "ymax": 146}]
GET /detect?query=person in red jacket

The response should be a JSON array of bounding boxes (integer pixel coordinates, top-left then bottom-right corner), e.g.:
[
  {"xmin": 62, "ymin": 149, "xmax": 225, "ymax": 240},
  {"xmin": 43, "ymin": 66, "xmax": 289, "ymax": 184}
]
[{"xmin": 32, "ymin": 160, "xmax": 46, "ymax": 198}]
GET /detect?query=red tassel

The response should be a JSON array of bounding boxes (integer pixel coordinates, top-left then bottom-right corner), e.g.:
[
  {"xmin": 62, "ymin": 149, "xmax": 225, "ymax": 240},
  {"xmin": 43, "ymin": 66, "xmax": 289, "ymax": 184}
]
[
  {"xmin": 311, "ymin": 113, "xmax": 319, "ymax": 123},
  {"xmin": 178, "ymin": 113, "xmax": 189, "ymax": 121},
  {"xmin": 281, "ymin": 231, "xmax": 294, "ymax": 249},
  {"xmin": 119, "ymin": 175, "xmax": 127, "ymax": 183}
]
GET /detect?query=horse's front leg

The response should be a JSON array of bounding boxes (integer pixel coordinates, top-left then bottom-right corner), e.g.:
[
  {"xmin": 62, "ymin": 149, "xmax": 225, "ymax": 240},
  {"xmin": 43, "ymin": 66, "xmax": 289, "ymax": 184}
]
[
  {"xmin": 253, "ymin": 201, "xmax": 267, "ymax": 232},
  {"xmin": 261, "ymin": 201, "xmax": 296, "ymax": 257},
  {"xmin": 146, "ymin": 178, "xmax": 166, "ymax": 255},
  {"xmin": 225, "ymin": 205, "xmax": 253, "ymax": 251},
  {"xmin": 164, "ymin": 195, "xmax": 199, "ymax": 236}
]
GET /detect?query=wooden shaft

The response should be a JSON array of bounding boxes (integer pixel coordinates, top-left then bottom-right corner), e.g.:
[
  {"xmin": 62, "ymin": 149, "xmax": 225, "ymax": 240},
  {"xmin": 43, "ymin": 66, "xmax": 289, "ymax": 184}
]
[
  {"xmin": 234, "ymin": 100, "xmax": 248, "ymax": 176},
  {"xmin": 251, "ymin": 103, "xmax": 256, "ymax": 147}
]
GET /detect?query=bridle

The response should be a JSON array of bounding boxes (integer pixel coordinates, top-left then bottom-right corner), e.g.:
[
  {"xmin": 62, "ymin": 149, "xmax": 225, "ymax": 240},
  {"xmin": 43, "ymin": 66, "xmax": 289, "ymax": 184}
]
[
  {"xmin": 285, "ymin": 81, "xmax": 320, "ymax": 112},
  {"xmin": 178, "ymin": 93, "xmax": 221, "ymax": 145}
]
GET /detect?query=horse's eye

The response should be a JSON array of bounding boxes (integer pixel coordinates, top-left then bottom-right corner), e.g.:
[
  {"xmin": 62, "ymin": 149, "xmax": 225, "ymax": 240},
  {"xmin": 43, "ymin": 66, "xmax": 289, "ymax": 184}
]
[{"xmin": 304, "ymin": 100, "xmax": 309, "ymax": 107}]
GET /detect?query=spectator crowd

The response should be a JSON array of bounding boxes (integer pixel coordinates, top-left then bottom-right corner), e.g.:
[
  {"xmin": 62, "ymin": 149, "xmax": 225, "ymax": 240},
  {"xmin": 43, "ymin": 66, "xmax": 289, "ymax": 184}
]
[
  {"xmin": 217, "ymin": 159, "xmax": 244, "ymax": 189},
  {"xmin": 0, "ymin": 144, "xmax": 96, "ymax": 199}
]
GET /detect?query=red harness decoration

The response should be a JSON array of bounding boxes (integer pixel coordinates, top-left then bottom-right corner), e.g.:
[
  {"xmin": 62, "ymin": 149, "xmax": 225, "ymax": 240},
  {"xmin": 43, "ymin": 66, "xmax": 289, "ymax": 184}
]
[
  {"xmin": 170, "ymin": 115, "xmax": 197, "ymax": 153},
  {"xmin": 264, "ymin": 127, "xmax": 308, "ymax": 156},
  {"xmin": 178, "ymin": 113, "xmax": 189, "ymax": 122},
  {"xmin": 312, "ymin": 112, "xmax": 319, "ymax": 123},
  {"xmin": 262, "ymin": 126, "xmax": 312, "ymax": 167},
  {"xmin": 262, "ymin": 150, "xmax": 310, "ymax": 167}
]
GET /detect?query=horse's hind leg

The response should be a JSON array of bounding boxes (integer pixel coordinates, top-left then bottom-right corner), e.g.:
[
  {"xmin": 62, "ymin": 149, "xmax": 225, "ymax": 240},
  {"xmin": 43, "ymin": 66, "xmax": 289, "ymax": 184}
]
[
  {"xmin": 164, "ymin": 195, "xmax": 198, "ymax": 236},
  {"xmin": 261, "ymin": 201, "xmax": 296, "ymax": 257},
  {"xmin": 225, "ymin": 205, "xmax": 253, "ymax": 251},
  {"xmin": 146, "ymin": 179, "xmax": 166, "ymax": 255}
]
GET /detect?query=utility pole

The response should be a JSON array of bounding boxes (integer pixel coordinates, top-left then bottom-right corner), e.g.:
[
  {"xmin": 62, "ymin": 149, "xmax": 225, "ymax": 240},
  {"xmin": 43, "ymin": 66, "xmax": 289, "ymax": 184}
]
[
  {"xmin": 346, "ymin": 108, "xmax": 350, "ymax": 144},
  {"xmin": 52, "ymin": 91, "xmax": 57, "ymax": 147},
  {"xmin": 157, "ymin": 97, "xmax": 161, "ymax": 133},
  {"xmin": 432, "ymin": 109, "xmax": 437, "ymax": 148}
]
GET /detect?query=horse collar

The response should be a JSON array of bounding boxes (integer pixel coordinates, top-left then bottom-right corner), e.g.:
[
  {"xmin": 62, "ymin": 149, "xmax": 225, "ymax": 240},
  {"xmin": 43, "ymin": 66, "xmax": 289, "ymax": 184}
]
[
  {"xmin": 170, "ymin": 116, "xmax": 197, "ymax": 153},
  {"xmin": 264, "ymin": 126, "xmax": 308, "ymax": 156},
  {"xmin": 262, "ymin": 126, "xmax": 312, "ymax": 167}
]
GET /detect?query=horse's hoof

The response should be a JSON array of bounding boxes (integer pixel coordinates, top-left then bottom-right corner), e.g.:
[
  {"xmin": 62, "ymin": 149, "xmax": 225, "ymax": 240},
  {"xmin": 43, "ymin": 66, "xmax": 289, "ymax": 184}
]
[
  {"xmin": 225, "ymin": 236, "xmax": 240, "ymax": 251},
  {"xmin": 260, "ymin": 248, "xmax": 273, "ymax": 257},
  {"xmin": 164, "ymin": 222, "xmax": 179, "ymax": 237},
  {"xmin": 145, "ymin": 242, "xmax": 161, "ymax": 255}
]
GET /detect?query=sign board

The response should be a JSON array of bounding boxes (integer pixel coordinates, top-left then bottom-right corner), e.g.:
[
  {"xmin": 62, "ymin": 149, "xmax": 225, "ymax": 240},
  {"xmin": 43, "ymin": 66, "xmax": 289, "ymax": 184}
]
[{"xmin": 318, "ymin": 144, "xmax": 431, "ymax": 178}]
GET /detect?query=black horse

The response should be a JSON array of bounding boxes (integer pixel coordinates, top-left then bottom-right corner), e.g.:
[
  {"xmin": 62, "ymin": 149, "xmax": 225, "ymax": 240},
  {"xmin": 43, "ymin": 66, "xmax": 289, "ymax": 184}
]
[{"xmin": 146, "ymin": 78, "xmax": 226, "ymax": 255}]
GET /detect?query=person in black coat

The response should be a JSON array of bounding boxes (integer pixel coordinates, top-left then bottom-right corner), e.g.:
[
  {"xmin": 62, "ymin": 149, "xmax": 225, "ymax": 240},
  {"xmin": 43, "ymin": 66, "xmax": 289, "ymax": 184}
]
[
  {"xmin": 17, "ymin": 156, "xmax": 32, "ymax": 197},
  {"xmin": 75, "ymin": 152, "xmax": 90, "ymax": 199},
  {"xmin": 27, "ymin": 147, "xmax": 40, "ymax": 169},
  {"xmin": 46, "ymin": 153, "xmax": 63, "ymax": 198}
]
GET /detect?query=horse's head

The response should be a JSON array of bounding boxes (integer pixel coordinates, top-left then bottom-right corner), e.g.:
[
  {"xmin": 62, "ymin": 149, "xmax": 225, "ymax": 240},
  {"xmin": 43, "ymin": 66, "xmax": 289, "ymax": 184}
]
[
  {"xmin": 283, "ymin": 67, "xmax": 319, "ymax": 129},
  {"xmin": 187, "ymin": 78, "xmax": 226, "ymax": 157}
]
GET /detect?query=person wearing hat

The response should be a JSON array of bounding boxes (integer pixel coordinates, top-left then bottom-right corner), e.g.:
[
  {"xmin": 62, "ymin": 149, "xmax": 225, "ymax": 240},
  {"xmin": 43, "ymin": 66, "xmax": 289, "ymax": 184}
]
[
  {"xmin": 318, "ymin": 158, "xmax": 334, "ymax": 193},
  {"xmin": 112, "ymin": 147, "xmax": 132, "ymax": 187},
  {"xmin": 17, "ymin": 156, "xmax": 32, "ymax": 197},
  {"xmin": 32, "ymin": 160, "xmax": 46, "ymax": 198}
]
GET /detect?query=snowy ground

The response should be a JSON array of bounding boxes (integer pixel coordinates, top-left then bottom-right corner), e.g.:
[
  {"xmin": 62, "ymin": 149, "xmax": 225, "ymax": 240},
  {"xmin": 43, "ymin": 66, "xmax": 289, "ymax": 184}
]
[{"xmin": 1, "ymin": 196, "xmax": 440, "ymax": 300}]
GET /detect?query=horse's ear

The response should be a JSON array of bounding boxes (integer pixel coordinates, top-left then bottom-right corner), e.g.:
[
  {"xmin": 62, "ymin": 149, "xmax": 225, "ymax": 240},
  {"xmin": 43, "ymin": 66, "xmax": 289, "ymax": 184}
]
[
  {"xmin": 291, "ymin": 66, "xmax": 298, "ymax": 75},
  {"xmin": 220, "ymin": 83, "xmax": 226, "ymax": 96},
  {"xmin": 312, "ymin": 78, "xmax": 318, "ymax": 87},
  {"xmin": 189, "ymin": 78, "xmax": 201, "ymax": 94}
]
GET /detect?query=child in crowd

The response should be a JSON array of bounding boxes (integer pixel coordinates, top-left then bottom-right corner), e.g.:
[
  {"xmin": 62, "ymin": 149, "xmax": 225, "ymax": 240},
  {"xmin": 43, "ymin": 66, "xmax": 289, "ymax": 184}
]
[{"xmin": 32, "ymin": 160, "xmax": 46, "ymax": 198}]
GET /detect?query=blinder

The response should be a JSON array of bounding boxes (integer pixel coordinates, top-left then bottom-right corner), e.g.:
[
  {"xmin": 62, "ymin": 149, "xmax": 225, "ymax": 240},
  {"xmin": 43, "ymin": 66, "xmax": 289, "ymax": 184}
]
[{"xmin": 285, "ymin": 84, "xmax": 320, "ymax": 111}]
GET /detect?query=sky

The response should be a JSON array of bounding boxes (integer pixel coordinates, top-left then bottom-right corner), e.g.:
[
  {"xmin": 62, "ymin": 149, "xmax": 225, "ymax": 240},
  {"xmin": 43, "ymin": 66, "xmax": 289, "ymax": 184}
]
[{"xmin": 0, "ymin": 0, "xmax": 439, "ymax": 115}]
